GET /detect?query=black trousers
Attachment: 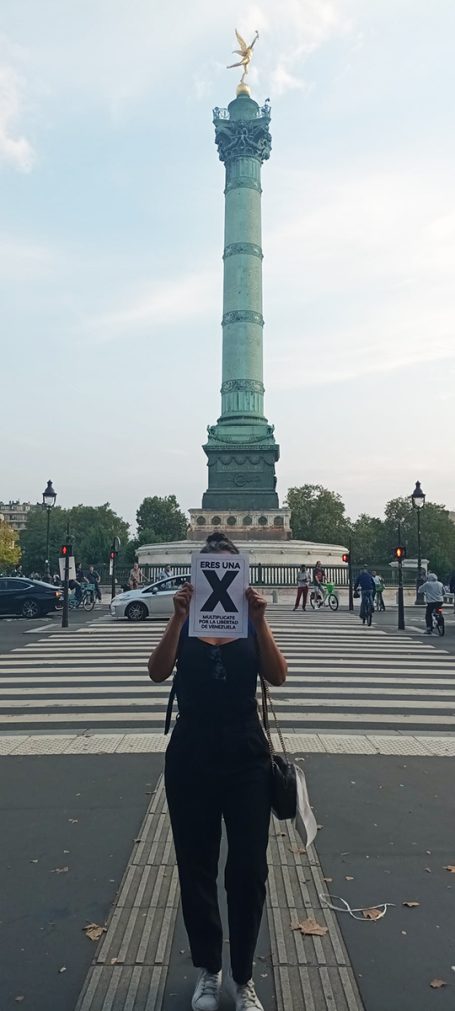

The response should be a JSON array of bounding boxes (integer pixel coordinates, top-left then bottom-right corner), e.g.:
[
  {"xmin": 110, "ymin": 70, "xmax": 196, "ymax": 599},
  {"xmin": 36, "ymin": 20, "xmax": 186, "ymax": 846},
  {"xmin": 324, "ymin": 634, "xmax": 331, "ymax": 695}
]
[
  {"xmin": 426, "ymin": 601, "xmax": 441, "ymax": 630},
  {"xmin": 165, "ymin": 720, "xmax": 271, "ymax": 985}
]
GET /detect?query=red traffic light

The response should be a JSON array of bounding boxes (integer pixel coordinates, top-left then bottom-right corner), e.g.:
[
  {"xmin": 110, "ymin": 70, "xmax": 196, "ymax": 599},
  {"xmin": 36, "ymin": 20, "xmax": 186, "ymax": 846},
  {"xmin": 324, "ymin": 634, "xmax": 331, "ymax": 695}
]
[
  {"xmin": 342, "ymin": 552, "xmax": 350, "ymax": 563},
  {"xmin": 110, "ymin": 550, "xmax": 117, "ymax": 560},
  {"xmin": 60, "ymin": 543, "xmax": 72, "ymax": 557},
  {"xmin": 394, "ymin": 546, "xmax": 406, "ymax": 560}
]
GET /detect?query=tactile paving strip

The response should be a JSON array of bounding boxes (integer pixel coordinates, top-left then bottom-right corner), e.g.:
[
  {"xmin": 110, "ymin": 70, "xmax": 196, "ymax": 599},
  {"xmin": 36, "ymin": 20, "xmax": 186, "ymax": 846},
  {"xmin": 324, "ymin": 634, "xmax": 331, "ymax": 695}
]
[
  {"xmin": 74, "ymin": 777, "xmax": 179, "ymax": 1011},
  {"xmin": 266, "ymin": 817, "xmax": 364, "ymax": 1010}
]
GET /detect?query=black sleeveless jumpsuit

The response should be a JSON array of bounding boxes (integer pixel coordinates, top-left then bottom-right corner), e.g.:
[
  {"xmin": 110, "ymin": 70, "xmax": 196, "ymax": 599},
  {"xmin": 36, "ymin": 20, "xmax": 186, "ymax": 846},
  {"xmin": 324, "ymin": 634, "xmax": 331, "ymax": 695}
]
[{"xmin": 164, "ymin": 623, "xmax": 271, "ymax": 985}]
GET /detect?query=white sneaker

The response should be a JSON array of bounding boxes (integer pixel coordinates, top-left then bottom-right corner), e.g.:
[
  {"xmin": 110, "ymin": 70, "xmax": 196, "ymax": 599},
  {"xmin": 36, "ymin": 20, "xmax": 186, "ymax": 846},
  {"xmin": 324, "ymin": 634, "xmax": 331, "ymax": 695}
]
[
  {"xmin": 191, "ymin": 969, "xmax": 222, "ymax": 1011},
  {"xmin": 225, "ymin": 974, "xmax": 264, "ymax": 1011}
]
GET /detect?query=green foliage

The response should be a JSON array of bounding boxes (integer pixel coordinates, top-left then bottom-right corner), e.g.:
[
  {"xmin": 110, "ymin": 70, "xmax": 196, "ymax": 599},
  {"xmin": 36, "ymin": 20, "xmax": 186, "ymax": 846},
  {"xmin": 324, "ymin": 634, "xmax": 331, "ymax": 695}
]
[
  {"xmin": 20, "ymin": 503, "xmax": 130, "ymax": 575},
  {"xmin": 0, "ymin": 519, "xmax": 21, "ymax": 570},
  {"xmin": 349, "ymin": 514, "xmax": 388, "ymax": 566},
  {"xmin": 136, "ymin": 496, "xmax": 188, "ymax": 545},
  {"xmin": 286, "ymin": 485, "xmax": 348, "ymax": 544},
  {"xmin": 285, "ymin": 484, "xmax": 455, "ymax": 579},
  {"xmin": 383, "ymin": 497, "xmax": 455, "ymax": 578}
]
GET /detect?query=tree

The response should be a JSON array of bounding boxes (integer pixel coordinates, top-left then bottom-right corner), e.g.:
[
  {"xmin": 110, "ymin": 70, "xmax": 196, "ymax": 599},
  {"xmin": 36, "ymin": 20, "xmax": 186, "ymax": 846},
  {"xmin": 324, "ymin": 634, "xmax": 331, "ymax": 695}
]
[
  {"xmin": 0, "ymin": 519, "xmax": 21, "ymax": 571},
  {"xmin": 285, "ymin": 485, "xmax": 349, "ymax": 544},
  {"xmin": 136, "ymin": 496, "xmax": 188, "ymax": 545},
  {"xmin": 349, "ymin": 514, "xmax": 388, "ymax": 566},
  {"xmin": 20, "ymin": 503, "xmax": 130, "ymax": 574},
  {"xmin": 384, "ymin": 497, "xmax": 455, "ymax": 579}
]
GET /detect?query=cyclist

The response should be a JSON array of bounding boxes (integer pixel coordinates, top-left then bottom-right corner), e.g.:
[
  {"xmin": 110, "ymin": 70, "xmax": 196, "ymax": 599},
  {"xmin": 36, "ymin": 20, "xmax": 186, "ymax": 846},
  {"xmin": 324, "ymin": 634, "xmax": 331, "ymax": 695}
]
[
  {"xmin": 419, "ymin": 572, "xmax": 445, "ymax": 634},
  {"xmin": 354, "ymin": 566, "xmax": 375, "ymax": 624},
  {"xmin": 312, "ymin": 561, "xmax": 326, "ymax": 607},
  {"xmin": 88, "ymin": 564, "xmax": 102, "ymax": 602}
]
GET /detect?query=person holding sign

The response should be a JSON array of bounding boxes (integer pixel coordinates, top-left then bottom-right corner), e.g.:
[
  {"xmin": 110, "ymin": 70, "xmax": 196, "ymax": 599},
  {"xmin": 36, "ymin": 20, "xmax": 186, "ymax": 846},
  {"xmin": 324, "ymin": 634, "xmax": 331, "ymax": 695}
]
[{"xmin": 148, "ymin": 531, "xmax": 287, "ymax": 1011}]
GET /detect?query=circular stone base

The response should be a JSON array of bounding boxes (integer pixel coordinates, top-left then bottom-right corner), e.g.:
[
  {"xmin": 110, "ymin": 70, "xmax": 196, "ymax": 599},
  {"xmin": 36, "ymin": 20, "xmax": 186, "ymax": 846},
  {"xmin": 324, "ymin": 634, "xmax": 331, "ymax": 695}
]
[{"xmin": 137, "ymin": 539, "xmax": 347, "ymax": 568}]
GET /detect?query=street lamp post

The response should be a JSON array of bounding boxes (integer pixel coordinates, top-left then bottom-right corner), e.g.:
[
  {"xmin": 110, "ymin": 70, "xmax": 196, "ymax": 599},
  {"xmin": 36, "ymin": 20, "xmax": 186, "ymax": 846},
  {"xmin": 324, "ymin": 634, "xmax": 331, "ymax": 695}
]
[
  {"xmin": 411, "ymin": 480, "xmax": 425, "ymax": 605},
  {"xmin": 42, "ymin": 480, "xmax": 57, "ymax": 581}
]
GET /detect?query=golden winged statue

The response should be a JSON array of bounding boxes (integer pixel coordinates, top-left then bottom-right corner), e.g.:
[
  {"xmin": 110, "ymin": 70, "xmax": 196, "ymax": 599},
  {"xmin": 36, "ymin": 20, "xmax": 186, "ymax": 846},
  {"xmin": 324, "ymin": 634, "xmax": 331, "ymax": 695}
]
[{"xmin": 227, "ymin": 29, "xmax": 259, "ymax": 88}]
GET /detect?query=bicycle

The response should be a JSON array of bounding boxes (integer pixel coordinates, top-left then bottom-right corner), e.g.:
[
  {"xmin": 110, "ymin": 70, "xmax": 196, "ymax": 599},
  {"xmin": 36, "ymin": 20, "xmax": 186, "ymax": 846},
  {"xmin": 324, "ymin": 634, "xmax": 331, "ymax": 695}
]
[
  {"xmin": 310, "ymin": 582, "xmax": 339, "ymax": 611},
  {"xmin": 55, "ymin": 582, "xmax": 96, "ymax": 612},
  {"xmin": 360, "ymin": 592, "xmax": 373, "ymax": 626},
  {"xmin": 431, "ymin": 606, "xmax": 445, "ymax": 636}
]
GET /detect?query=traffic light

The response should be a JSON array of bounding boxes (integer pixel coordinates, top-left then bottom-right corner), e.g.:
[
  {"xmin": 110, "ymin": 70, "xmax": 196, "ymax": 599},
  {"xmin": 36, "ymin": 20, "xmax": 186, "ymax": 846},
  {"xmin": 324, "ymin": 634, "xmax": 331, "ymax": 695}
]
[
  {"xmin": 60, "ymin": 543, "xmax": 72, "ymax": 557},
  {"xmin": 109, "ymin": 549, "xmax": 117, "ymax": 561},
  {"xmin": 394, "ymin": 545, "xmax": 406, "ymax": 560},
  {"xmin": 342, "ymin": 552, "xmax": 350, "ymax": 564}
]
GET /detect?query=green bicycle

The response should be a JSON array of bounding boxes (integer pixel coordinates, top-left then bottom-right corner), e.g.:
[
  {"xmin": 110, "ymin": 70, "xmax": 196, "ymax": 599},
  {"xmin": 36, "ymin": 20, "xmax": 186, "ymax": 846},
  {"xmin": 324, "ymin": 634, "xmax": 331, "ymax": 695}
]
[{"xmin": 310, "ymin": 582, "xmax": 339, "ymax": 611}]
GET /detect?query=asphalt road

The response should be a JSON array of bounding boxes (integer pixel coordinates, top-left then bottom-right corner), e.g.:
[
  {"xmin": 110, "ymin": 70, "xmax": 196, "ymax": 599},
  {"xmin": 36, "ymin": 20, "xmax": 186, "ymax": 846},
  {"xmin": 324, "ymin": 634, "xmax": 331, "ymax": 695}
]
[{"xmin": 0, "ymin": 604, "xmax": 109, "ymax": 655}]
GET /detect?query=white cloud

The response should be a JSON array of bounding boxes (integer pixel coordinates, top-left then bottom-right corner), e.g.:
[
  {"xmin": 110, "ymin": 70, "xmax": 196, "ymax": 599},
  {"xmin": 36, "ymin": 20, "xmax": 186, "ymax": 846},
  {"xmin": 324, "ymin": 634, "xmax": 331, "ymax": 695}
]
[
  {"xmin": 0, "ymin": 64, "xmax": 34, "ymax": 170},
  {"xmin": 85, "ymin": 267, "xmax": 219, "ymax": 343},
  {"xmin": 264, "ymin": 160, "xmax": 455, "ymax": 387}
]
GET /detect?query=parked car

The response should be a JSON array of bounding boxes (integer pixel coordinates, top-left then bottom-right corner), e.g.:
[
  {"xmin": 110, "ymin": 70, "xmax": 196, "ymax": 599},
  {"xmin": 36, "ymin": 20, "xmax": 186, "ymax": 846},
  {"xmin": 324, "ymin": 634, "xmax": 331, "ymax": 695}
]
[
  {"xmin": 110, "ymin": 574, "xmax": 191, "ymax": 622},
  {"xmin": 0, "ymin": 577, "xmax": 62, "ymax": 618}
]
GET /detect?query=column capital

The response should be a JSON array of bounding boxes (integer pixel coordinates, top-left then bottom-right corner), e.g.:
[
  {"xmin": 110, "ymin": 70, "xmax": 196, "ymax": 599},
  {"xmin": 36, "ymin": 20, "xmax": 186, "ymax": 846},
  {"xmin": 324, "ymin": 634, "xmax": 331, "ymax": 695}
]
[{"xmin": 213, "ymin": 99, "xmax": 272, "ymax": 165}]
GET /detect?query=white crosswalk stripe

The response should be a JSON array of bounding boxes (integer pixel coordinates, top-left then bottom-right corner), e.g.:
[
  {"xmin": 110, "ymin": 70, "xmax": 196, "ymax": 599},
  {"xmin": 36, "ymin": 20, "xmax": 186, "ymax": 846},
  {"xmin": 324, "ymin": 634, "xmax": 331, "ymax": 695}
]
[{"xmin": 0, "ymin": 607, "xmax": 454, "ymax": 735}]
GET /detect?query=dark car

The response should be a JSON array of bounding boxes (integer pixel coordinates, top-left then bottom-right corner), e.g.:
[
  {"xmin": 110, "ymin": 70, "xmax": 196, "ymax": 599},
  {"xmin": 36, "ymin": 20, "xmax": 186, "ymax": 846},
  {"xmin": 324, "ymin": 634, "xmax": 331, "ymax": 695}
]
[{"xmin": 0, "ymin": 577, "xmax": 62, "ymax": 619}]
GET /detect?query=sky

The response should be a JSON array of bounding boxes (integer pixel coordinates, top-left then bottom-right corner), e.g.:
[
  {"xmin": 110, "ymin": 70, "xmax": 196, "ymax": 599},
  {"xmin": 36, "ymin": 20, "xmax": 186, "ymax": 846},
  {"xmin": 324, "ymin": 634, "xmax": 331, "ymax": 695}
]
[{"xmin": 1, "ymin": 0, "xmax": 454, "ymax": 531}]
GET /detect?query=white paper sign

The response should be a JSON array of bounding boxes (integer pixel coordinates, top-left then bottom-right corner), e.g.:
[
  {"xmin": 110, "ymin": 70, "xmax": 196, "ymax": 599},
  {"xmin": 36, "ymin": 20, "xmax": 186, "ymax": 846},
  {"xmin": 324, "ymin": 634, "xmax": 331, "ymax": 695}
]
[
  {"xmin": 59, "ymin": 556, "xmax": 76, "ymax": 581},
  {"xmin": 188, "ymin": 552, "xmax": 249, "ymax": 638}
]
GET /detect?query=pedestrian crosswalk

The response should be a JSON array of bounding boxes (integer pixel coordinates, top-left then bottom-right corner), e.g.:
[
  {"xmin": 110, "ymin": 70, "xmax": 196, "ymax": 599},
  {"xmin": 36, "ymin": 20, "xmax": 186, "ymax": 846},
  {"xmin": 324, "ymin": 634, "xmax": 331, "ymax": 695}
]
[{"xmin": 0, "ymin": 606, "xmax": 454, "ymax": 735}]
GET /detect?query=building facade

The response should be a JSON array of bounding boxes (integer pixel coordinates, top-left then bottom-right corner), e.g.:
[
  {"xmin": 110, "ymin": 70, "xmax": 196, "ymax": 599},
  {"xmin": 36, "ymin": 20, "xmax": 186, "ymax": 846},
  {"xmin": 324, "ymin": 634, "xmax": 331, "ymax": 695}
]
[{"xmin": 0, "ymin": 501, "xmax": 35, "ymax": 532}]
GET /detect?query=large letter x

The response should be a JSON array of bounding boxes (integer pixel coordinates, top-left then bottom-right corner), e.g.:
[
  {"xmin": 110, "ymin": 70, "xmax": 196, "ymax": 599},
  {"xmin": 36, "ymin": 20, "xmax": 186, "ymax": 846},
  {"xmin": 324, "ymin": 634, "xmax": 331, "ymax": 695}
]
[{"xmin": 201, "ymin": 570, "xmax": 238, "ymax": 612}]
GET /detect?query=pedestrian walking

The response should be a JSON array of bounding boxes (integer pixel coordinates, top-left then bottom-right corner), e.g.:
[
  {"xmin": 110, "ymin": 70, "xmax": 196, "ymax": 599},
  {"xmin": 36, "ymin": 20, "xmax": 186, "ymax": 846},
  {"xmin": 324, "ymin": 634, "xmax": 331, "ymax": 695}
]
[
  {"xmin": 148, "ymin": 531, "xmax": 287, "ymax": 1011},
  {"xmin": 159, "ymin": 564, "xmax": 174, "ymax": 580},
  {"xmin": 293, "ymin": 565, "xmax": 310, "ymax": 611},
  {"xmin": 371, "ymin": 571, "xmax": 385, "ymax": 611}
]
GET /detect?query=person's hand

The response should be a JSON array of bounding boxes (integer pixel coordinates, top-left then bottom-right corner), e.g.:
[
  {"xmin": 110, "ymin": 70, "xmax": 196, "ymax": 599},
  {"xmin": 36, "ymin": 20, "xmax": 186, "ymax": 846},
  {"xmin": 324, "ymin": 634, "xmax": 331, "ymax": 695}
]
[
  {"xmin": 173, "ymin": 582, "xmax": 193, "ymax": 623},
  {"xmin": 246, "ymin": 586, "xmax": 267, "ymax": 629}
]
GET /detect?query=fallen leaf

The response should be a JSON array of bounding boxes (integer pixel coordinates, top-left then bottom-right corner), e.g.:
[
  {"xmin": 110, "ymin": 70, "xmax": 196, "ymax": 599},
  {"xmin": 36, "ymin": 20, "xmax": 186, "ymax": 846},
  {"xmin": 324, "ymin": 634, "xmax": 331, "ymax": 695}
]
[
  {"xmin": 402, "ymin": 901, "xmax": 420, "ymax": 908},
  {"xmin": 430, "ymin": 979, "xmax": 447, "ymax": 989},
  {"xmin": 345, "ymin": 876, "xmax": 354, "ymax": 881},
  {"xmin": 317, "ymin": 824, "xmax": 323, "ymax": 830},
  {"xmin": 444, "ymin": 865, "xmax": 455, "ymax": 873},
  {"xmin": 289, "ymin": 846, "xmax": 306, "ymax": 855},
  {"xmin": 68, "ymin": 819, "xmax": 78, "ymax": 824},
  {"xmin": 323, "ymin": 877, "xmax": 333, "ymax": 883},
  {"xmin": 291, "ymin": 918, "xmax": 328, "ymax": 937},
  {"xmin": 63, "ymin": 850, "xmax": 70, "ymax": 854},
  {"xmin": 58, "ymin": 967, "xmax": 67, "ymax": 974},
  {"xmin": 51, "ymin": 866, "xmax": 69, "ymax": 874},
  {"xmin": 30, "ymin": 859, "xmax": 38, "ymax": 864},
  {"xmin": 401, "ymin": 931, "xmax": 407, "ymax": 935},
  {"xmin": 260, "ymin": 973, "xmax": 268, "ymax": 978},
  {"xmin": 83, "ymin": 922, "xmax": 107, "ymax": 942},
  {"xmin": 425, "ymin": 867, "xmax": 432, "ymax": 873},
  {"xmin": 110, "ymin": 958, "xmax": 119, "ymax": 964},
  {"xmin": 362, "ymin": 908, "xmax": 383, "ymax": 920}
]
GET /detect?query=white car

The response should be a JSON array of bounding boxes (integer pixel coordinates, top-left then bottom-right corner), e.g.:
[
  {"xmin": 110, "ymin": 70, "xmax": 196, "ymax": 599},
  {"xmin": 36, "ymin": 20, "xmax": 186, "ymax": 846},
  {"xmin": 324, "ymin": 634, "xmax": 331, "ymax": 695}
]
[{"xmin": 110, "ymin": 574, "xmax": 191, "ymax": 622}]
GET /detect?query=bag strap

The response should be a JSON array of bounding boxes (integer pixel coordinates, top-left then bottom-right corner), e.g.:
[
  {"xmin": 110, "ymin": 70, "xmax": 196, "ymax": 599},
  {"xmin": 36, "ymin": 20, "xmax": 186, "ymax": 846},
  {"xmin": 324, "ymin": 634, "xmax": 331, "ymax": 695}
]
[
  {"xmin": 164, "ymin": 679, "xmax": 176, "ymax": 735},
  {"xmin": 259, "ymin": 674, "xmax": 288, "ymax": 760}
]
